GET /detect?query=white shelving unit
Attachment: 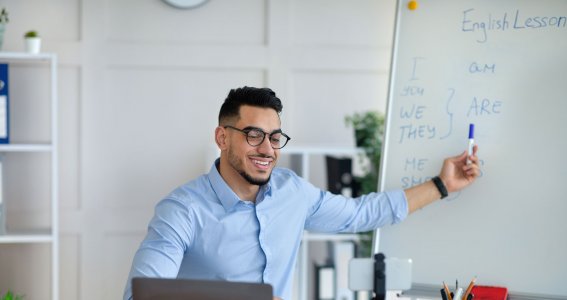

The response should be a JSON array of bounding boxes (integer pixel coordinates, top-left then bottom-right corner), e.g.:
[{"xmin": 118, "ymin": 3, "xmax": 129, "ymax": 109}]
[
  {"xmin": 0, "ymin": 52, "xmax": 59, "ymax": 300},
  {"xmin": 283, "ymin": 145, "xmax": 363, "ymax": 300}
]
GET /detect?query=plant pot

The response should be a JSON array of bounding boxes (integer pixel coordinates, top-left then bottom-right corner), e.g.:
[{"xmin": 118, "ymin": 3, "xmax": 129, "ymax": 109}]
[{"xmin": 25, "ymin": 37, "xmax": 41, "ymax": 54}]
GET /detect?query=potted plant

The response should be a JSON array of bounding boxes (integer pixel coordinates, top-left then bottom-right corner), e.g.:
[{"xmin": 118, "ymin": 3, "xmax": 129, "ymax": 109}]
[
  {"xmin": 0, "ymin": 8, "xmax": 9, "ymax": 50},
  {"xmin": 345, "ymin": 111, "xmax": 385, "ymax": 193},
  {"xmin": 0, "ymin": 290, "xmax": 24, "ymax": 300},
  {"xmin": 345, "ymin": 110, "xmax": 386, "ymax": 257},
  {"xmin": 24, "ymin": 30, "xmax": 41, "ymax": 54}
]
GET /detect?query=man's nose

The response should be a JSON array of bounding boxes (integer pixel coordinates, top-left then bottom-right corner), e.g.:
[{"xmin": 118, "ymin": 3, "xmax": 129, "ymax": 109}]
[{"xmin": 256, "ymin": 135, "xmax": 274, "ymax": 154}]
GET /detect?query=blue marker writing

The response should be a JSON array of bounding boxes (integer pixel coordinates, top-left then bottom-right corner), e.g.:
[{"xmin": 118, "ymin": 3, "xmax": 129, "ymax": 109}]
[{"xmin": 467, "ymin": 123, "xmax": 475, "ymax": 164}]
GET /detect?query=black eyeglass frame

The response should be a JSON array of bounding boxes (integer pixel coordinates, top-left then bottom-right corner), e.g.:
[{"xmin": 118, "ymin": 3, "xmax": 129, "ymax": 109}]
[{"xmin": 223, "ymin": 125, "xmax": 291, "ymax": 149}]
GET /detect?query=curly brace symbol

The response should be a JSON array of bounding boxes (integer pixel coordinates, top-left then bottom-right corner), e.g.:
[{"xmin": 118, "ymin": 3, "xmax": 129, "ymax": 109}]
[{"xmin": 439, "ymin": 88, "xmax": 455, "ymax": 140}]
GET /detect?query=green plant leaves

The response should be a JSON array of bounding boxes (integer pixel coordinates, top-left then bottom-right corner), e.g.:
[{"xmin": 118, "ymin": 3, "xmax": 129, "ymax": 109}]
[
  {"xmin": 1, "ymin": 290, "xmax": 24, "ymax": 300},
  {"xmin": 345, "ymin": 111, "xmax": 385, "ymax": 194}
]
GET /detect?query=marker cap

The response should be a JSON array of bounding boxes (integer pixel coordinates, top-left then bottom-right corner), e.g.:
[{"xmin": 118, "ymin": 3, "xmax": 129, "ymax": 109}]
[{"xmin": 469, "ymin": 123, "xmax": 475, "ymax": 139}]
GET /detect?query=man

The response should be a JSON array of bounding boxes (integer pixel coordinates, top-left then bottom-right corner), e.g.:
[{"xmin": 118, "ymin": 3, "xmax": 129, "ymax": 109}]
[{"xmin": 123, "ymin": 86, "xmax": 480, "ymax": 300}]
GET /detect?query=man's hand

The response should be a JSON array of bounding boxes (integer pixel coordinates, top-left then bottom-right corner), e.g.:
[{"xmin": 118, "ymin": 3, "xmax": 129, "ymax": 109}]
[
  {"xmin": 405, "ymin": 145, "xmax": 480, "ymax": 213},
  {"xmin": 439, "ymin": 145, "xmax": 480, "ymax": 193}
]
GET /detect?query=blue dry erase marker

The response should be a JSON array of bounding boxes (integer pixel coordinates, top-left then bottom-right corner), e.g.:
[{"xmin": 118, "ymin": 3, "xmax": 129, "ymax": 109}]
[{"xmin": 467, "ymin": 123, "xmax": 475, "ymax": 164}]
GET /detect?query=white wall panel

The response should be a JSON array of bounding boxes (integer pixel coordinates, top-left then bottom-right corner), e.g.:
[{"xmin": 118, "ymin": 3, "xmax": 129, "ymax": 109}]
[
  {"xmin": 292, "ymin": 0, "xmax": 395, "ymax": 47},
  {"xmin": 102, "ymin": 233, "xmax": 146, "ymax": 300},
  {"xmin": 90, "ymin": 68, "xmax": 264, "ymax": 209},
  {"xmin": 59, "ymin": 66, "xmax": 81, "ymax": 210},
  {"xmin": 289, "ymin": 71, "xmax": 389, "ymax": 145},
  {"xmin": 60, "ymin": 234, "xmax": 80, "ymax": 300},
  {"xmin": 106, "ymin": 43, "xmax": 269, "ymax": 69},
  {"xmin": 106, "ymin": 0, "xmax": 267, "ymax": 45}
]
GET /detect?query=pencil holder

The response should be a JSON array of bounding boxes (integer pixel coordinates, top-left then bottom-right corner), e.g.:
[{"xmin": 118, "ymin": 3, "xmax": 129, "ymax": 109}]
[
  {"xmin": 440, "ymin": 289, "xmax": 474, "ymax": 300},
  {"xmin": 451, "ymin": 292, "xmax": 474, "ymax": 300}
]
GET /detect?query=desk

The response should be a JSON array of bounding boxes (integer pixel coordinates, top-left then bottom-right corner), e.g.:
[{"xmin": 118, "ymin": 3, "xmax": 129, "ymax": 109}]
[{"xmin": 390, "ymin": 290, "xmax": 439, "ymax": 300}]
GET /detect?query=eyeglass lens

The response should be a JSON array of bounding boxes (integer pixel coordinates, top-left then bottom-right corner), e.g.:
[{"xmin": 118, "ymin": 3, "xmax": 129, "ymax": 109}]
[{"xmin": 246, "ymin": 129, "xmax": 289, "ymax": 149}]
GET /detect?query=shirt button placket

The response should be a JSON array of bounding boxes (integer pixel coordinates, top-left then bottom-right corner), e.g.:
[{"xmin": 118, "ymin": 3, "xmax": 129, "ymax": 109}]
[{"xmin": 256, "ymin": 210, "xmax": 271, "ymax": 281}]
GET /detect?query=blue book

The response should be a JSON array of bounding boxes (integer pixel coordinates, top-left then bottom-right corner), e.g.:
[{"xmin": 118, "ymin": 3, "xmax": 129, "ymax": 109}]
[{"xmin": 0, "ymin": 63, "xmax": 8, "ymax": 144}]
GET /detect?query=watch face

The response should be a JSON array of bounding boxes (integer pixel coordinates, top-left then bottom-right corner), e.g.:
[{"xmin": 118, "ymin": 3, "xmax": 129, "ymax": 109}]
[{"xmin": 162, "ymin": 0, "xmax": 209, "ymax": 9}]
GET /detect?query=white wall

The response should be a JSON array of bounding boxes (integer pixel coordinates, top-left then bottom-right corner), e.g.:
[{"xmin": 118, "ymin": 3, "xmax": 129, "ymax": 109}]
[{"xmin": 0, "ymin": 0, "xmax": 396, "ymax": 299}]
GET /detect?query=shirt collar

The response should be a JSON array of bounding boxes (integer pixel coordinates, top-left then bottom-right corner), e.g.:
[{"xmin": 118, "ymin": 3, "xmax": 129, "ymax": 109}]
[{"xmin": 208, "ymin": 158, "xmax": 272, "ymax": 211}]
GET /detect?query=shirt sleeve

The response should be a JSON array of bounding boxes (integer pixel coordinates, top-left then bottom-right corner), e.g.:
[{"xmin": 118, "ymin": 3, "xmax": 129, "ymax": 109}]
[
  {"xmin": 123, "ymin": 197, "xmax": 193, "ymax": 300},
  {"xmin": 303, "ymin": 178, "xmax": 408, "ymax": 233}
]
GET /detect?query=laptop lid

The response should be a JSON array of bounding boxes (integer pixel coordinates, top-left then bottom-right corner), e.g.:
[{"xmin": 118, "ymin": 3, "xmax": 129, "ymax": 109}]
[{"xmin": 132, "ymin": 277, "xmax": 273, "ymax": 300}]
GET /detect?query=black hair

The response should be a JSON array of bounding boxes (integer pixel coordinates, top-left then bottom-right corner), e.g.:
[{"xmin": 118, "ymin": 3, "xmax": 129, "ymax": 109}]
[{"xmin": 218, "ymin": 86, "xmax": 283, "ymax": 125}]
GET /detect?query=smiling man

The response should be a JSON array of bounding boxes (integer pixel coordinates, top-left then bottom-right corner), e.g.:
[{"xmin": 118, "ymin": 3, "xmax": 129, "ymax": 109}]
[
  {"xmin": 123, "ymin": 86, "xmax": 480, "ymax": 300},
  {"xmin": 218, "ymin": 102, "xmax": 286, "ymax": 196}
]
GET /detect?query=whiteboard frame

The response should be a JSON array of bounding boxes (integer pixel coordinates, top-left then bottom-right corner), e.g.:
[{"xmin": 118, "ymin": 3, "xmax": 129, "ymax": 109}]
[{"xmin": 372, "ymin": 0, "xmax": 404, "ymax": 255}]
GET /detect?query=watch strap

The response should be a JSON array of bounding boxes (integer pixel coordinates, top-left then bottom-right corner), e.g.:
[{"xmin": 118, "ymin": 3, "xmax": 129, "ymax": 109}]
[{"xmin": 432, "ymin": 176, "xmax": 448, "ymax": 199}]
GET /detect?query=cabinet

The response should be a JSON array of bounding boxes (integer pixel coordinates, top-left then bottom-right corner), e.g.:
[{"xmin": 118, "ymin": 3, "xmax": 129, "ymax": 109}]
[
  {"xmin": 0, "ymin": 53, "xmax": 59, "ymax": 300},
  {"xmin": 283, "ymin": 145, "xmax": 364, "ymax": 300}
]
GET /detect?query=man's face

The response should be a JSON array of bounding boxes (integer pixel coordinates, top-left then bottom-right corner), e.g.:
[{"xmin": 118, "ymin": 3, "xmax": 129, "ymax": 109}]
[{"xmin": 225, "ymin": 105, "xmax": 281, "ymax": 186}]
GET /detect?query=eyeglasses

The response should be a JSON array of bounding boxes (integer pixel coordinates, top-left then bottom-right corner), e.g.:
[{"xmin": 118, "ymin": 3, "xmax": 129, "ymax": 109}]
[{"xmin": 224, "ymin": 125, "xmax": 291, "ymax": 149}]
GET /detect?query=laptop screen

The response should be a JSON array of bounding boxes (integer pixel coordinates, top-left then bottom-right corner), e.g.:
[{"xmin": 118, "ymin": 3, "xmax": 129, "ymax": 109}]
[{"xmin": 132, "ymin": 277, "xmax": 273, "ymax": 300}]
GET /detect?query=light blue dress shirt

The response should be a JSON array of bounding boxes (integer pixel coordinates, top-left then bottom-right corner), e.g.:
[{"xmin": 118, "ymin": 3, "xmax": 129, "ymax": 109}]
[{"xmin": 124, "ymin": 160, "xmax": 408, "ymax": 300}]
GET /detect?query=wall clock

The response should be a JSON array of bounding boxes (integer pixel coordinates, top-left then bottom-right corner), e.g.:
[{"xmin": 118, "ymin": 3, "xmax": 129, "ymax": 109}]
[{"xmin": 161, "ymin": 0, "xmax": 208, "ymax": 9}]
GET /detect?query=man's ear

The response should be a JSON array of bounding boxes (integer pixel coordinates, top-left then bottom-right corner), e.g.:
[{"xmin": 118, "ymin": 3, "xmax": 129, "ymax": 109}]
[{"xmin": 215, "ymin": 126, "xmax": 228, "ymax": 150}]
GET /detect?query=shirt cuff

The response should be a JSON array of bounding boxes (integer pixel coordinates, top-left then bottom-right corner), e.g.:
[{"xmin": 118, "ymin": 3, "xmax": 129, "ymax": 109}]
[{"xmin": 385, "ymin": 189, "xmax": 409, "ymax": 224}]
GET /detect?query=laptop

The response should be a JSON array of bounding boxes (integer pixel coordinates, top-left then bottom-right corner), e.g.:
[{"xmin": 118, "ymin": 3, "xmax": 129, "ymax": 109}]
[{"xmin": 132, "ymin": 277, "xmax": 273, "ymax": 300}]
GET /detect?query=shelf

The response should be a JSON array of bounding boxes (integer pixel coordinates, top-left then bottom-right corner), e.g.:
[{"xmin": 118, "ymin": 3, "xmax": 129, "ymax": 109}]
[
  {"xmin": 285, "ymin": 144, "xmax": 363, "ymax": 155},
  {"xmin": 0, "ymin": 143, "xmax": 53, "ymax": 152},
  {"xmin": 0, "ymin": 52, "xmax": 56, "ymax": 61},
  {"xmin": 303, "ymin": 232, "xmax": 360, "ymax": 242},
  {"xmin": 0, "ymin": 230, "xmax": 53, "ymax": 244},
  {"xmin": 0, "ymin": 52, "xmax": 59, "ymax": 299}
]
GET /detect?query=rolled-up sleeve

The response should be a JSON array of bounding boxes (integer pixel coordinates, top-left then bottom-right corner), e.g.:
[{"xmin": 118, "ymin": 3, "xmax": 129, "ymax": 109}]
[{"xmin": 304, "ymin": 185, "xmax": 408, "ymax": 233}]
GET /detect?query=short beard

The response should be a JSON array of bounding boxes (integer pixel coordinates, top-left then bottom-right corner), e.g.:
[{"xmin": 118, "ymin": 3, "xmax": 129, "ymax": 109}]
[
  {"xmin": 239, "ymin": 170, "xmax": 270, "ymax": 186},
  {"xmin": 227, "ymin": 148, "xmax": 272, "ymax": 186}
]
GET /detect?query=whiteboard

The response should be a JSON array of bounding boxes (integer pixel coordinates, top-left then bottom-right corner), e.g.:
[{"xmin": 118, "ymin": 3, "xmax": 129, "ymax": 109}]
[{"xmin": 378, "ymin": 0, "xmax": 567, "ymax": 297}]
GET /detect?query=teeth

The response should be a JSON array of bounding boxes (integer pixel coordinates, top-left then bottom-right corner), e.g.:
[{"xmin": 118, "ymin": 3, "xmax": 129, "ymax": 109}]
[{"xmin": 253, "ymin": 160, "xmax": 269, "ymax": 166}]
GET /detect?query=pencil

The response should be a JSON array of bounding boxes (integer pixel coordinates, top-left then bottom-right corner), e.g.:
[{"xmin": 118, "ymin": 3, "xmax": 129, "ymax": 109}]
[
  {"xmin": 463, "ymin": 277, "xmax": 477, "ymax": 300},
  {"xmin": 443, "ymin": 281, "xmax": 453, "ymax": 300}
]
